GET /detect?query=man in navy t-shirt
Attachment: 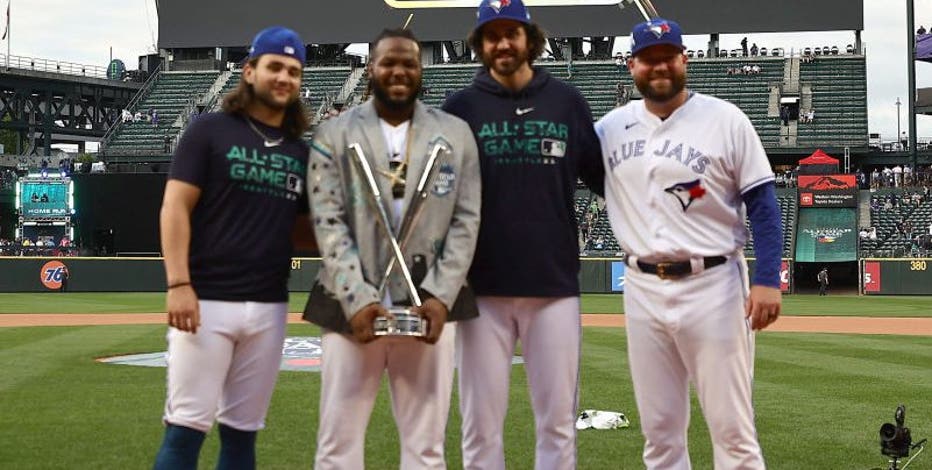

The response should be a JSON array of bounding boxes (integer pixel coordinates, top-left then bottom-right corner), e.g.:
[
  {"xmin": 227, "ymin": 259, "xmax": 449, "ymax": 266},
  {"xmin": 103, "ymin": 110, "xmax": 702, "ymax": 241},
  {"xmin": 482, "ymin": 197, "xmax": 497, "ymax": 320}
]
[{"xmin": 152, "ymin": 26, "xmax": 316, "ymax": 470}]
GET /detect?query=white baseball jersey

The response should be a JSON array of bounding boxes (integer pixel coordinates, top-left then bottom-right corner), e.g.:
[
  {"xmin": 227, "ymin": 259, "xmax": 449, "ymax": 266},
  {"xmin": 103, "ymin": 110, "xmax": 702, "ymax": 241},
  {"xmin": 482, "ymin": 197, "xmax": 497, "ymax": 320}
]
[{"xmin": 595, "ymin": 92, "xmax": 773, "ymax": 261}]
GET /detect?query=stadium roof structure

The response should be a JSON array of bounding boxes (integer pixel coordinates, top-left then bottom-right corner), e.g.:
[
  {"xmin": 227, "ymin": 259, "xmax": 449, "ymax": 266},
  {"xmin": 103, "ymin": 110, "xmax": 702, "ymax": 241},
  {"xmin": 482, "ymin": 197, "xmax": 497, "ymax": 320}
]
[{"xmin": 157, "ymin": 0, "xmax": 864, "ymax": 48}]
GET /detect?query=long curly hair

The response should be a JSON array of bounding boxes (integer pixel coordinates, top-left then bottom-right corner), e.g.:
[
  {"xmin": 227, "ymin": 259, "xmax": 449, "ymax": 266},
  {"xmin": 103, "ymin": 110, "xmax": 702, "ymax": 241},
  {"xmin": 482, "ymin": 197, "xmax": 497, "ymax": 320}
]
[{"xmin": 221, "ymin": 57, "xmax": 310, "ymax": 140}]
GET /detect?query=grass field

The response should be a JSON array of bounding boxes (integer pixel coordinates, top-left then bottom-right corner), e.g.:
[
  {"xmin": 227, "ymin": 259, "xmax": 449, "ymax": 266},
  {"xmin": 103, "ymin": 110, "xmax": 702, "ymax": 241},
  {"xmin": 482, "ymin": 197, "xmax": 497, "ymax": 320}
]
[
  {"xmin": 1, "ymin": 295, "xmax": 930, "ymax": 469},
  {"xmin": 3, "ymin": 292, "xmax": 932, "ymax": 317}
]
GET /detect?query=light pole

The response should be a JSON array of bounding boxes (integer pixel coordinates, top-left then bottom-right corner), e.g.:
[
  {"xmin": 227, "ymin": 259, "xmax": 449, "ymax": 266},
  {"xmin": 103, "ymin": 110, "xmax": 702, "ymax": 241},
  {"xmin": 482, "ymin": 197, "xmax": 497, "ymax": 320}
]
[{"xmin": 896, "ymin": 97, "xmax": 901, "ymax": 150}]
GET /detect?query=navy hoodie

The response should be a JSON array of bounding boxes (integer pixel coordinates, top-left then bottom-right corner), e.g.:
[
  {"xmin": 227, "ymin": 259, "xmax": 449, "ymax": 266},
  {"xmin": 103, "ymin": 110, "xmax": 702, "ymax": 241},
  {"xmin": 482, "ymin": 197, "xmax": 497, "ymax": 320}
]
[{"xmin": 443, "ymin": 66, "xmax": 604, "ymax": 297}]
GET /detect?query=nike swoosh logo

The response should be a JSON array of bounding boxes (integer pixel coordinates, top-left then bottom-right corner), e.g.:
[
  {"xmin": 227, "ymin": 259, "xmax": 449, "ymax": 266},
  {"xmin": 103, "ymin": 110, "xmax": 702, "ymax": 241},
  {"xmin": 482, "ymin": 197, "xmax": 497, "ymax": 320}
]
[
  {"xmin": 263, "ymin": 141, "xmax": 281, "ymax": 148},
  {"xmin": 515, "ymin": 107, "xmax": 535, "ymax": 116},
  {"xmin": 625, "ymin": 122, "xmax": 639, "ymax": 130}
]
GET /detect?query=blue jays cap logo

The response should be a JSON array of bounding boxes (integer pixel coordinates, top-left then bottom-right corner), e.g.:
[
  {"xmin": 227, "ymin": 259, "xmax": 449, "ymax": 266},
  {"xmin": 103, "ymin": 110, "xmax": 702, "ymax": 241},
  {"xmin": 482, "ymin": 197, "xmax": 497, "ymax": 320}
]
[
  {"xmin": 664, "ymin": 179, "xmax": 706, "ymax": 212},
  {"xmin": 489, "ymin": 0, "xmax": 511, "ymax": 13},
  {"xmin": 649, "ymin": 20, "xmax": 672, "ymax": 38}
]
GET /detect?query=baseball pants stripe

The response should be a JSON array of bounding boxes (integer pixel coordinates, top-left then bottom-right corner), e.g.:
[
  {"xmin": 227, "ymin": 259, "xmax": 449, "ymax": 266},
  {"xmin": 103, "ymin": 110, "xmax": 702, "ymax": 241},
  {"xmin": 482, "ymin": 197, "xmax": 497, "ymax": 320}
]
[
  {"xmin": 457, "ymin": 296, "xmax": 580, "ymax": 470},
  {"xmin": 315, "ymin": 325, "xmax": 456, "ymax": 470},
  {"xmin": 163, "ymin": 300, "xmax": 288, "ymax": 433},
  {"xmin": 624, "ymin": 261, "xmax": 764, "ymax": 470}
]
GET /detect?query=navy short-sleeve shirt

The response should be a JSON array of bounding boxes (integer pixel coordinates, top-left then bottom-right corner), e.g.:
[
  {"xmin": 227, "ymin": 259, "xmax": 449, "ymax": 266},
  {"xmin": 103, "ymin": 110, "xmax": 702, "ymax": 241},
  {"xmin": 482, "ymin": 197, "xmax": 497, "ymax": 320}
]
[{"xmin": 169, "ymin": 112, "xmax": 309, "ymax": 302}]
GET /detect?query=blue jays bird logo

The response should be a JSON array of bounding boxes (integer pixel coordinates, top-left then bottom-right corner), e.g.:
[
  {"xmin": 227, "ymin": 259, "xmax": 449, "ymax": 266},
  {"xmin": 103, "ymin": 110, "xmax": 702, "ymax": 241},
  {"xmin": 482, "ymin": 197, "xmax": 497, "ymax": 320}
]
[
  {"xmin": 488, "ymin": 0, "xmax": 511, "ymax": 13},
  {"xmin": 649, "ymin": 21, "xmax": 671, "ymax": 38},
  {"xmin": 664, "ymin": 179, "xmax": 706, "ymax": 211}
]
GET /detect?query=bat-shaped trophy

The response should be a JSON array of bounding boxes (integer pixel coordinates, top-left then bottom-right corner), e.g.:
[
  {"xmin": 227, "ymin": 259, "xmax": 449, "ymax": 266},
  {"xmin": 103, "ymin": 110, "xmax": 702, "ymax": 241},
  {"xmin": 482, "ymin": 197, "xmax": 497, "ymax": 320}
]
[
  {"xmin": 625, "ymin": 0, "xmax": 660, "ymax": 20},
  {"xmin": 347, "ymin": 141, "xmax": 448, "ymax": 336}
]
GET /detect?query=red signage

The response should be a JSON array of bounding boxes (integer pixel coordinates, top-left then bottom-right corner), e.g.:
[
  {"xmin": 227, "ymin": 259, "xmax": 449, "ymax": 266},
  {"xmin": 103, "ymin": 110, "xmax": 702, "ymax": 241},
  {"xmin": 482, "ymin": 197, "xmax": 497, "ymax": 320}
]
[
  {"xmin": 863, "ymin": 261, "xmax": 881, "ymax": 293},
  {"xmin": 798, "ymin": 174, "xmax": 856, "ymax": 190},
  {"xmin": 779, "ymin": 261, "xmax": 790, "ymax": 292},
  {"xmin": 797, "ymin": 174, "xmax": 858, "ymax": 207}
]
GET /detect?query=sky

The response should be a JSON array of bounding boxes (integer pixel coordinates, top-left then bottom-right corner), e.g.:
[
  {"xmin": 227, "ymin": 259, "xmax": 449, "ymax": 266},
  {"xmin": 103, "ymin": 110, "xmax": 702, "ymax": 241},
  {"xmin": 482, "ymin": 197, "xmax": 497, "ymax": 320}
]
[{"xmin": 3, "ymin": 0, "xmax": 930, "ymax": 143}]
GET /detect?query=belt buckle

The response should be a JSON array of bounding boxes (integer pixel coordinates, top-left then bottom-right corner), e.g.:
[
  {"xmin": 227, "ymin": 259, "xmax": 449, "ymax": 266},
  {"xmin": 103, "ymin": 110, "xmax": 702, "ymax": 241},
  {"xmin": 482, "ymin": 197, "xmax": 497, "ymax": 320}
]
[{"xmin": 655, "ymin": 262, "xmax": 682, "ymax": 280}]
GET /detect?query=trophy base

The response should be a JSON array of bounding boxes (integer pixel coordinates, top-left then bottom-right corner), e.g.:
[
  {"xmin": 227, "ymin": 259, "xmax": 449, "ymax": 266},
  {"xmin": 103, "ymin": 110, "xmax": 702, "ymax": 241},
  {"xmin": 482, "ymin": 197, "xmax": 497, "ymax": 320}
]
[{"xmin": 373, "ymin": 307, "xmax": 427, "ymax": 337}]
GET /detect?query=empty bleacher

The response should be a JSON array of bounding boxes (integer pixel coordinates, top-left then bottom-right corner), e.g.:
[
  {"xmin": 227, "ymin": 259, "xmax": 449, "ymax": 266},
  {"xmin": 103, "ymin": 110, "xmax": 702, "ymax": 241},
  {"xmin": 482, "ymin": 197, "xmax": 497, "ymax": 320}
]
[
  {"xmin": 103, "ymin": 71, "xmax": 219, "ymax": 157},
  {"xmin": 798, "ymin": 56, "xmax": 868, "ymax": 148},
  {"xmin": 101, "ymin": 52, "xmax": 866, "ymax": 166}
]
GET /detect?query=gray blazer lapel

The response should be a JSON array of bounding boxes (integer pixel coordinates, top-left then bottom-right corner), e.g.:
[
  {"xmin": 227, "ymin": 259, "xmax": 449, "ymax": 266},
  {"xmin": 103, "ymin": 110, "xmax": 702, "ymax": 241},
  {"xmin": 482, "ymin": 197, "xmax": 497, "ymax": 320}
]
[
  {"xmin": 353, "ymin": 101, "xmax": 395, "ymax": 228},
  {"xmin": 403, "ymin": 102, "xmax": 441, "ymax": 210}
]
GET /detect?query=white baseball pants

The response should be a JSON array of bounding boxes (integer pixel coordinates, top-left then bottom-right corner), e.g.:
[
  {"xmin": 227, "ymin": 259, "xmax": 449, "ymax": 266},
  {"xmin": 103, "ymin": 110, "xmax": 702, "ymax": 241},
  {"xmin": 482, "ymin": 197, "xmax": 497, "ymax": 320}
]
[
  {"xmin": 457, "ymin": 296, "xmax": 580, "ymax": 470},
  {"xmin": 314, "ymin": 325, "xmax": 456, "ymax": 470},
  {"xmin": 162, "ymin": 300, "xmax": 288, "ymax": 433},
  {"xmin": 624, "ymin": 259, "xmax": 765, "ymax": 469}
]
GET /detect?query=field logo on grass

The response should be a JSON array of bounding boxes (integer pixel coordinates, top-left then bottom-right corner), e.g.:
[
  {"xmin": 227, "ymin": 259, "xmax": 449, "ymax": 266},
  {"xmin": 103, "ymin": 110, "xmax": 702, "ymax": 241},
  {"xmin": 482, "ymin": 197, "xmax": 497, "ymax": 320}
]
[{"xmin": 40, "ymin": 261, "xmax": 67, "ymax": 290}]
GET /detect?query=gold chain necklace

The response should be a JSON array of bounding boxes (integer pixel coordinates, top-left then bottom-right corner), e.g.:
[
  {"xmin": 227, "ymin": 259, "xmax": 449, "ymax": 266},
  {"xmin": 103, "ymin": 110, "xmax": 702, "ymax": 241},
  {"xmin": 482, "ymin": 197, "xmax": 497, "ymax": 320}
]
[
  {"xmin": 245, "ymin": 116, "xmax": 284, "ymax": 148},
  {"xmin": 376, "ymin": 122, "xmax": 413, "ymax": 189}
]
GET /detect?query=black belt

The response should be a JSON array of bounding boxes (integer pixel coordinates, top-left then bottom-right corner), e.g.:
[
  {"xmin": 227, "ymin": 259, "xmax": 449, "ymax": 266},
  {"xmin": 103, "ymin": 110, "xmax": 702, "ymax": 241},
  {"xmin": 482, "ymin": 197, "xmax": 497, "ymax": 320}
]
[{"xmin": 633, "ymin": 256, "xmax": 727, "ymax": 280}]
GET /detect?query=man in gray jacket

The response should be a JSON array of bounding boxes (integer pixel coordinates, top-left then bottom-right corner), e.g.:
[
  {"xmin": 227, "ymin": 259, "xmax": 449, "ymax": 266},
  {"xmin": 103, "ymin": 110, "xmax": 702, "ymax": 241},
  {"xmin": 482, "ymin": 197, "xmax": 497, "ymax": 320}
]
[{"xmin": 304, "ymin": 28, "xmax": 481, "ymax": 469}]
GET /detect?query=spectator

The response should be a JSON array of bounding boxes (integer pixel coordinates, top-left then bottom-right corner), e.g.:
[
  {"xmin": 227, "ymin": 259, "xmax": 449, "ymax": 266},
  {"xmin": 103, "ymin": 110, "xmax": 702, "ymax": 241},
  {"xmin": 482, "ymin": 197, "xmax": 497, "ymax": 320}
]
[
  {"xmin": 614, "ymin": 53, "xmax": 625, "ymax": 72},
  {"xmin": 750, "ymin": 43, "xmax": 758, "ymax": 56},
  {"xmin": 779, "ymin": 105, "xmax": 789, "ymax": 126},
  {"xmin": 807, "ymin": 109, "xmax": 815, "ymax": 122},
  {"xmin": 133, "ymin": 111, "xmax": 142, "ymax": 122},
  {"xmin": 893, "ymin": 165, "xmax": 903, "ymax": 187},
  {"xmin": 751, "ymin": 64, "xmax": 761, "ymax": 74},
  {"xmin": 869, "ymin": 227, "xmax": 878, "ymax": 241},
  {"xmin": 122, "ymin": 109, "xmax": 133, "ymax": 123},
  {"xmin": 151, "ymin": 110, "xmax": 159, "ymax": 127},
  {"xmin": 859, "ymin": 228, "xmax": 869, "ymax": 240},
  {"xmin": 918, "ymin": 25, "xmax": 927, "ymax": 35},
  {"xmin": 741, "ymin": 36, "xmax": 748, "ymax": 56}
]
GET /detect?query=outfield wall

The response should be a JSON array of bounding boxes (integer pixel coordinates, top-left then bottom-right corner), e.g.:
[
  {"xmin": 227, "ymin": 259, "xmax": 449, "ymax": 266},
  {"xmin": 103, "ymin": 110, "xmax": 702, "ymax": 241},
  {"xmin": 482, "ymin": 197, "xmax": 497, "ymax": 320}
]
[
  {"xmin": 861, "ymin": 259, "xmax": 932, "ymax": 295},
  {"xmin": 0, "ymin": 257, "xmax": 800, "ymax": 294}
]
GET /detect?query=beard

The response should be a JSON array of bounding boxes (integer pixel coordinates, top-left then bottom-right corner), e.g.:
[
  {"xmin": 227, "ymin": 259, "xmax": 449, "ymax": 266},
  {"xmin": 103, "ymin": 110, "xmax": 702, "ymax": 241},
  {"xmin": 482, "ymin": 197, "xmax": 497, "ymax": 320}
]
[
  {"xmin": 481, "ymin": 48, "xmax": 530, "ymax": 77},
  {"xmin": 371, "ymin": 79, "xmax": 421, "ymax": 111},
  {"xmin": 634, "ymin": 71, "xmax": 687, "ymax": 103},
  {"xmin": 252, "ymin": 84, "xmax": 295, "ymax": 111}
]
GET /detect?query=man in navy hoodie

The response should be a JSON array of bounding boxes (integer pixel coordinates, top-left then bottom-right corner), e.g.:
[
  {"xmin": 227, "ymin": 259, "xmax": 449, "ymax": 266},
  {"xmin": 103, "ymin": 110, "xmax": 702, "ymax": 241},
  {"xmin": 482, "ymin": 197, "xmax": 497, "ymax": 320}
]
[{"xmin": 442, "ymin": 1, "xmax": 604, "ymax": 468}]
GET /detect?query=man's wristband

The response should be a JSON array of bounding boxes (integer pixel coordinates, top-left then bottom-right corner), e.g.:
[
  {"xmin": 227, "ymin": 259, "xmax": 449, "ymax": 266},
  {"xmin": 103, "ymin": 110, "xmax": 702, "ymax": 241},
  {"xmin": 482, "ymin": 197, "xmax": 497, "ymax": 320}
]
[{"xmin": 167, "ymin": 281, "xmax": 191, "ymax": 290}]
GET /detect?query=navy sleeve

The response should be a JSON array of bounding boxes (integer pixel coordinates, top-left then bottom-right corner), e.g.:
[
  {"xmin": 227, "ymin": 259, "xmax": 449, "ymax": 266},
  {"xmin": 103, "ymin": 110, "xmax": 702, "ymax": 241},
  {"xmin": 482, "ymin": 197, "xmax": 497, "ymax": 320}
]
[
  {"xmin": 742, "ymin": 181, "xmax": 782, "ymax": 288},
  {"xmin": 575, "ymin": 93, "xmax": 605, "ymax": 197},
  {"xmin": 168, "ymin": 116, "xmax": 213, "ymax": 188}
]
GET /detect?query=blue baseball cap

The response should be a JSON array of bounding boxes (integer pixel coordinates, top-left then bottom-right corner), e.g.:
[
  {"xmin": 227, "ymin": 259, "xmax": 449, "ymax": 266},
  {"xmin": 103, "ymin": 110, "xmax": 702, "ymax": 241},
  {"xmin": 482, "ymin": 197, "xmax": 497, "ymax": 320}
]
[
  {"xmin": 630, "ymin": 18, "xmax": 685, "ymax": 56},
  {"xmin": 248, "ymin": 26, "xmax": 306, "ymax": 64},
  {"xmin": 475, "ymin": 0, "xmax": 532, "ymax": 30}
]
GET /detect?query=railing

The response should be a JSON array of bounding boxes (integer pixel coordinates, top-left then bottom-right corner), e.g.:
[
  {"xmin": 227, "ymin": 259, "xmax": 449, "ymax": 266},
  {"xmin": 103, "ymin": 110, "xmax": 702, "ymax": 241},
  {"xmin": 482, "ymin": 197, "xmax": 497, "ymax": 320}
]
[
  {"xmin": 0, "ymin": 53, "xmax": 109, "ymax": 79},
  {"xmin": 100, "ymin": 64, "xmax": 162, "ymax": 153}
]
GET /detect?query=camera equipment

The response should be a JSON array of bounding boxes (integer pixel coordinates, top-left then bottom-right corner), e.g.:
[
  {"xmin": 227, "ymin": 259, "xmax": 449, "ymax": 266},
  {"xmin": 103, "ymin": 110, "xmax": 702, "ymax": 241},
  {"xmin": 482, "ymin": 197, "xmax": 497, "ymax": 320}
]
[{"xmin": 877, "ymin": 405, "xmax": 927, "ymax": 470}]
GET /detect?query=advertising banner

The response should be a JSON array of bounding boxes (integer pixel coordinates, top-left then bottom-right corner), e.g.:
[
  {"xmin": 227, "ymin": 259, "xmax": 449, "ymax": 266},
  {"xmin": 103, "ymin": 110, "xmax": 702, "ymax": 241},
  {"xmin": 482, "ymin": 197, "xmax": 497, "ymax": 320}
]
[
  {"xmin": 798, "ymin": 175, "xmax": 857, "ymax": 208},
  {"xmin": 795, "ymin": 208, "xmax": 858, "ymax": 262},
  {"xmin": 610, "ymin": 261, "xmax": 625, "ymax": 292},
  {"xmin": 863, "ymin": 261, "xmax": 881, "ymax": 293}
]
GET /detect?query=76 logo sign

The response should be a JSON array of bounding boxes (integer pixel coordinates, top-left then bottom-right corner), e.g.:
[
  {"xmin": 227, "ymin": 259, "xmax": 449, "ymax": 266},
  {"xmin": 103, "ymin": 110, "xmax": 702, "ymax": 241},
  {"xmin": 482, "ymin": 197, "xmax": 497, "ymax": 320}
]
[{"xmin": 39, "ymin": 261, "xmax": 67, "ymax": 290}]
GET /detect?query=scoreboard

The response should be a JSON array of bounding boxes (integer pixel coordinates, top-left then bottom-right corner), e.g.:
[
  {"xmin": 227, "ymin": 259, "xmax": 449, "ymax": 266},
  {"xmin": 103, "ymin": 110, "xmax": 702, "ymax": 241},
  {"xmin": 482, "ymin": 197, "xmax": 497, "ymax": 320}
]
[{"xmin": 16, "ymin": 179, "xmax": 73, "ymax": 218}]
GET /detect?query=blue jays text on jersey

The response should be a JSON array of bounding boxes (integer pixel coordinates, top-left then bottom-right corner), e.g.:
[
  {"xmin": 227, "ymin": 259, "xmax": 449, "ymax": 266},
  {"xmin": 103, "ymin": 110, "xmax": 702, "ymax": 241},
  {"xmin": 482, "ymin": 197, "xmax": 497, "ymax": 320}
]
[{"xmin": 606, "ymin": 138, "xmax": 712, "ymax": 175}]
